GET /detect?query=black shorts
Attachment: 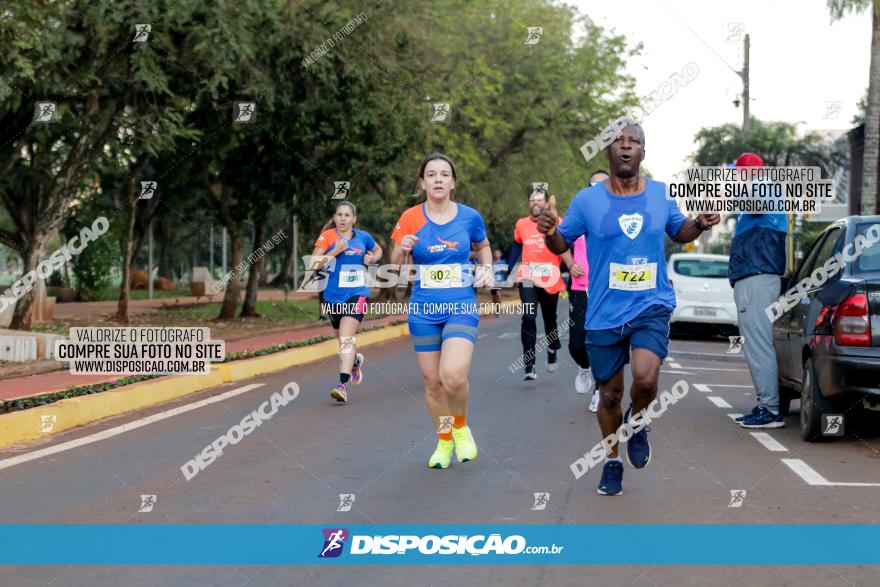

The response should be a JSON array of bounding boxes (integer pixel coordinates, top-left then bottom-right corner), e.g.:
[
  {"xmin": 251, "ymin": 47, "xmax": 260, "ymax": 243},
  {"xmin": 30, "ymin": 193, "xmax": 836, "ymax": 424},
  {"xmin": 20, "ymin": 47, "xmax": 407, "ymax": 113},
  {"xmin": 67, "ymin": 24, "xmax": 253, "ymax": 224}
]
[{"xmin": 323, "ymin": 295, "xmax": 368, "ymax": 329}]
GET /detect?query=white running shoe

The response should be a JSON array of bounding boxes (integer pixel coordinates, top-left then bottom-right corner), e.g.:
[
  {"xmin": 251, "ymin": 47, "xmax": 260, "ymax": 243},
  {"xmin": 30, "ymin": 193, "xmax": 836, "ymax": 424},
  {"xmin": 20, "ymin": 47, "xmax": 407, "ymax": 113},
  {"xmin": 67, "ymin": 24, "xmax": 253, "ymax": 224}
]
[
  {"xmin": 575, "ymin": 367, "xmax": 592, "ymax": 394},
  {"xmin": 588, "ymin": 389, "xmax": 600, "ymax": 413}
]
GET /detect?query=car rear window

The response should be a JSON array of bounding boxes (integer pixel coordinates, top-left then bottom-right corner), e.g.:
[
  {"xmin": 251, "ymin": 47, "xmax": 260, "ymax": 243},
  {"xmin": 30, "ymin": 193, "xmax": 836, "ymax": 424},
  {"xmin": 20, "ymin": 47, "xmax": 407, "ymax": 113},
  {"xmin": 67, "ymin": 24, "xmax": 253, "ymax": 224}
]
[
  {"xmin": 855, "ymin": 223, "xmax": 880, "ymax": 273},
  {"xmin": 673, "ymin": 259, "xmax": 729, "ymax": 278}
]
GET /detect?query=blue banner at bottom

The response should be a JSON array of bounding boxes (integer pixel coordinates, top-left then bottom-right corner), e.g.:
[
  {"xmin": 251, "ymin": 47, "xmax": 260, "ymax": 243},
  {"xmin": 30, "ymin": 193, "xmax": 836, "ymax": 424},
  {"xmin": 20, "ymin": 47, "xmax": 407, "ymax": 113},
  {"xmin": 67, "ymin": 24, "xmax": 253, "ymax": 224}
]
[{"xmin": 0, "ymin": 524, "xmax": 877, "ymax": 565}]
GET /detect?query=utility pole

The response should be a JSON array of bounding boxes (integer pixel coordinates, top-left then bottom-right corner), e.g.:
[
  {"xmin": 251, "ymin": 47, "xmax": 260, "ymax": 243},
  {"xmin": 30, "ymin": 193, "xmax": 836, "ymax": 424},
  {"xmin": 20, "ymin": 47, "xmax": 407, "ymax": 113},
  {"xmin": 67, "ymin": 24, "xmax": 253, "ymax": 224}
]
[{"xmin": 741, "ymin": 34, "xmax": 750, "ymax": 133}]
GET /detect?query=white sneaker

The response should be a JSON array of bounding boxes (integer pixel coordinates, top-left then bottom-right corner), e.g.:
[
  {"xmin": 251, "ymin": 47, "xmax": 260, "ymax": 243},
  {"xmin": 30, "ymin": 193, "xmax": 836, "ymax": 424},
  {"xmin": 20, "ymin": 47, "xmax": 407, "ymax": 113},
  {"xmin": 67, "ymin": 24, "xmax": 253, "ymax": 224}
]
[
  {"xmin": 588, "ymin": 389, "xmax": 600, "ymax": 413},
  {"xmin": 575, "ymin": 367, "xmax": 592, "ymax": 394}
]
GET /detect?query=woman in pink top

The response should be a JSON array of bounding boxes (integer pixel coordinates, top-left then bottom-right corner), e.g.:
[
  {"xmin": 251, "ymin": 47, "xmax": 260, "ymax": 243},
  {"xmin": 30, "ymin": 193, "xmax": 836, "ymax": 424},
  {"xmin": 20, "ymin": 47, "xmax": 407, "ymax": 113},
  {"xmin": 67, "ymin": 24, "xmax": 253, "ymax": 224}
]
[{"xmin": 568, "ymin": 171, "xmax": 608, "ymax": 411}]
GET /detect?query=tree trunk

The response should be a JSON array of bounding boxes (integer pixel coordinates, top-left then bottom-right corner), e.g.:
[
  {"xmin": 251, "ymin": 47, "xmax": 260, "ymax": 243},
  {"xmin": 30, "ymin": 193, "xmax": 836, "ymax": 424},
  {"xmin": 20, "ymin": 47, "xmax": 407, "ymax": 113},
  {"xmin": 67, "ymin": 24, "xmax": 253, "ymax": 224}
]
[
  {"xmin": 863, "ymin": 3, "xmax": 880, "ymax": 215},
  {"xmin": 372, "ymin": 234, "xmax": 398, "ymax": 302},
  {"xmin": 240, "ymin": 216, "xmax": 265, "ymax": 317},
  {"xmin": 115, "ymin": 231, "xmax": 134, "ymax": 324},
  {"xmin": 9, "ymin": 241, "xmax": 47, "ymax": 330},
  {"xmin": 157, "ymin": 218, "xmax": 171, "ymax": 278},
  {"xmin": 115, "ymin": 198, "xmax": 136, "ymax": 324},
  {"xmin": 219, "ymin": 230, "xmax": 243, "ymax": 319},
  {"xmin": 206, "ymin": 179, "xmax": 244, "ymax": 320},
  {"xmin": 258, "ymin": 248, "xmax": 270, "ymax": 286},
  {"xmin": 270, "ymin": 239, "xmax": 294, "ymax": 286}
]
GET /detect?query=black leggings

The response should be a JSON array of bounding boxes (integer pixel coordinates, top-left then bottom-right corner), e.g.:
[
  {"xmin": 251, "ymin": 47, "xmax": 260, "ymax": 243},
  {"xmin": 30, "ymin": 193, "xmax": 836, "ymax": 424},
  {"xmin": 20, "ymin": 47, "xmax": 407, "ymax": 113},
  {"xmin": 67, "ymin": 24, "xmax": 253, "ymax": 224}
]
[
  {"xmin": 519, "ymin": 283, "xmax": 561, "ymax": 367},
  {"xmin": 567, "ymin": 289, "xmax": 590, "ymax": 369}
]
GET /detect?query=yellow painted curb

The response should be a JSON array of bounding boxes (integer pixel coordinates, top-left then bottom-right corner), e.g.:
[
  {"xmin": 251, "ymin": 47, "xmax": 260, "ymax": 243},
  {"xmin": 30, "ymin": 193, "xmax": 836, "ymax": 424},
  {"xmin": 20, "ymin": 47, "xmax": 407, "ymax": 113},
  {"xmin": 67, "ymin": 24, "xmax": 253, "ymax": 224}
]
[
  {"xmin": 220, "ymin": 323, "xmax": 410, "ymax": 381},
  {"xmin": 0, "ymin": 321, "xmax": 409, "ymax": 450},
  {"xmin": 0, "ymin": 370, "xmax": 225, "ymax": 449},
  {"xmin": 0, "ymin": 300, "xmax": 519, "ymax": 449}
]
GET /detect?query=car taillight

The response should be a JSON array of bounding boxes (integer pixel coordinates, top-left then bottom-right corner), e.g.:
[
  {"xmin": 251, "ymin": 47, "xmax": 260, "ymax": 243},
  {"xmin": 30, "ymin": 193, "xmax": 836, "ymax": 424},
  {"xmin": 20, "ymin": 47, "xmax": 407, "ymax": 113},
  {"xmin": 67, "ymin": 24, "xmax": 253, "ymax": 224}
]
[
  {"xmin": 815, "ymin": 306, "xmax": 832, "ymax": 328},
  {"xmin": 834, "ymin": 293, "xmax": 870, "ymax": 346}
]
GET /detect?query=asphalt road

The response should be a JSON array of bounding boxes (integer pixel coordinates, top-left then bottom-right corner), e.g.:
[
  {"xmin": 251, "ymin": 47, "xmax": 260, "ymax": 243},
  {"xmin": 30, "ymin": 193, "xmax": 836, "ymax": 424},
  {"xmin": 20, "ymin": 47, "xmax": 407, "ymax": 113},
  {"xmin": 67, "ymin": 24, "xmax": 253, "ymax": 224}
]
[{"xmin": 1, "ymin": 302, "xmax": 878, "ymax": 586}]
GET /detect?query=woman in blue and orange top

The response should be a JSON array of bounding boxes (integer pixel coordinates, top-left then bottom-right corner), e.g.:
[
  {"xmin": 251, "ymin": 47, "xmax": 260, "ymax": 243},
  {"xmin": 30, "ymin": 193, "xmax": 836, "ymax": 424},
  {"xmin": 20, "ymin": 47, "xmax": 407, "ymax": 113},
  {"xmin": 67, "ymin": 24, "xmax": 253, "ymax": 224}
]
[
  {"xmin": 311, "ymin": 200, "xmax": 382, "ymax": 403},
  {"xmin": 390, "ymin": 153, "xmax": 494, "ymax": 469}
]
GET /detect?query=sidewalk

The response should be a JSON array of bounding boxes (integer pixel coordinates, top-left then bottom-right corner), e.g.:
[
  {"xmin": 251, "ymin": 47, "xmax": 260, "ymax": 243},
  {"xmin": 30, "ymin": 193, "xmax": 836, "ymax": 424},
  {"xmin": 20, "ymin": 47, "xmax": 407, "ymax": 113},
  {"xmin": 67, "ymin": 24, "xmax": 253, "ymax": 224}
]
[
  {"xmin": 51, "ymin": 289, "xmax": 307, "ymax": 320},
  {"xmin": 0, "ymin": 313, "xmax": 405, "ymax": 403}
]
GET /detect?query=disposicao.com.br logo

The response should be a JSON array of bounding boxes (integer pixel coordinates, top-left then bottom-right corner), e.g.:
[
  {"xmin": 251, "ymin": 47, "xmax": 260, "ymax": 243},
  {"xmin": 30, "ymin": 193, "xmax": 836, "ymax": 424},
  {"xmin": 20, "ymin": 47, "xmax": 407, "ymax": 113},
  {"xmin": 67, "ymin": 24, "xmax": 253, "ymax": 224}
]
[{"xmin": 318, "ymin": 529, "xmax": 563, "ymax": 558}]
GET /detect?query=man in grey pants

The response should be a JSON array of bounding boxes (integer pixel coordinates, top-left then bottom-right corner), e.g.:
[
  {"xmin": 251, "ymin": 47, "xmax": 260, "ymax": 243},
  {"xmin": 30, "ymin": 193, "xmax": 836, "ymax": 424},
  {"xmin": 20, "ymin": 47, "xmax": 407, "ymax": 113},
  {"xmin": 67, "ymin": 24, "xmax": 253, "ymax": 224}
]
[{"xmin": 728, "ymin": 152, "xmax": 788, "ymax": 428}]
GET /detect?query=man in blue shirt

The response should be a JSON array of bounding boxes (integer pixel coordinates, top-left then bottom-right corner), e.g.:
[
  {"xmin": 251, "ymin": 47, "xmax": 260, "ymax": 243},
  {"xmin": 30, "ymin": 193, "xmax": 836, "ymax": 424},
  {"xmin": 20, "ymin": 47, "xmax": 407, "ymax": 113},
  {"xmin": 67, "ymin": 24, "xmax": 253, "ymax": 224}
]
[
  {"xmin": 728, "ymin": 152, "xmax": 788, "ymax": 429},
  {"xmin": 538, "ymin": 121, "xmax": 720, "ymax": 496}
]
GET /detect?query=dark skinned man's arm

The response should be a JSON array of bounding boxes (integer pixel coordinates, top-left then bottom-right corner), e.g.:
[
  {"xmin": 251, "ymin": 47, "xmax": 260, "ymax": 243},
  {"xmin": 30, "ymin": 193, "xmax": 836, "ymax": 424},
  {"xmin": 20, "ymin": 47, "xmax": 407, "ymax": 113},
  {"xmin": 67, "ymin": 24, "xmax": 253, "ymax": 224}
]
[
  {"xmin": 544, "ymin": 230, "xmax": 569, "ymax": 255},
  {"xmin": 672, "ymin": 215, "xmax": 720, "ymax": 243}
]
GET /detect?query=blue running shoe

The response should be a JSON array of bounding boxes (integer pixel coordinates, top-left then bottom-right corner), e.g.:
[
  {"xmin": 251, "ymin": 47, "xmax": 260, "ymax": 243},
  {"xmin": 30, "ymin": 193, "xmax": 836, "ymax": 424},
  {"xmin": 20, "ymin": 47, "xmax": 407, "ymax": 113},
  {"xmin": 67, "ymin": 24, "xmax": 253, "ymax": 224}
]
[
  {"xmin": 624, "ymin": 406, "xmax": 651, "ymax": 469},
  {"xmin": 596, "ymin": 460, "xmax": 624, "ymax": 495},
  {"xmin": 738, "ymin": 406, "xmax": 784, "ymax": 429},
  {"xmin": 734, "ymin": 405, "xmax": 761, "ymax": 423}
]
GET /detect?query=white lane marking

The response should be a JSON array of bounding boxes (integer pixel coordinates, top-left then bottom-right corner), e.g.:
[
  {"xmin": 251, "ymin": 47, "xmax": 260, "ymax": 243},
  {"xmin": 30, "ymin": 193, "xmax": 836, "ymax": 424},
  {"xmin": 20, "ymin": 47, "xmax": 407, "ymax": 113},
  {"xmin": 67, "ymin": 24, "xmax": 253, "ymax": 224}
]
[
  {"xmin": 749, "ymin": 432, "xmax": 788, "ymax": 452},
  {"xmin": 782, "ymin": 459, "xmax": 832, "ymax": 485},
  {"xmin": 0, "ymin": 383, "xmax": 265, "ymax": 472},
  {"xmin": 781, "ymin": 459, "xmax": 880, "ymax": 486},
  {"xmin": 667, "ymin": 350, "xmax": 746, "ymax": 359},
  {"xmin": 498, "ymin": 332, "xmax": 517, "ymax": 339},
  {"xmin": 707, "ymin": 396, "xmax": 732, "ymax": 408},
  {"xmin": 478, "ymin": 333, "xmax": 492, "ymax": 339},
  {"xmin": 705, "ymin": 384, "xmax": 752, "ymax": 388},
  {"xmin": 672, "ymin": 366, "xmax": 745, "ymax": 372},
  {"xmin": 783, "ymin": 459, "xmax": 880, "ymax": 487},
  {"xmin": 669, "ymin": 362, "xmax": 683, "ymax": 369},
  {"xmin": 694, "ymin": 383, "xmax": 712, "ymax": 393},
  {"xmin": 661, "ymin": 370, "xmax": 695, "ymax": 375},
  {"xmin": 727, "ymin": 413, "xmax": 743, "ymax": 420}
]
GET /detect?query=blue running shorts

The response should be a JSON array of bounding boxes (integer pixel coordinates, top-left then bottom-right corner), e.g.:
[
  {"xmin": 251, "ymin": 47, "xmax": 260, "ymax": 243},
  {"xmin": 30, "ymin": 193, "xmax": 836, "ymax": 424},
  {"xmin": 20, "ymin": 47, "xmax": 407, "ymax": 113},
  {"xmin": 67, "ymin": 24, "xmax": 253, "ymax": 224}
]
[
  {"xmin": 408, "ymin": 314, "xmax": 479, "ymax": 353},
  {"xmin": 585, "ymin": 304, "xmax": 672, "ymax": 383}
]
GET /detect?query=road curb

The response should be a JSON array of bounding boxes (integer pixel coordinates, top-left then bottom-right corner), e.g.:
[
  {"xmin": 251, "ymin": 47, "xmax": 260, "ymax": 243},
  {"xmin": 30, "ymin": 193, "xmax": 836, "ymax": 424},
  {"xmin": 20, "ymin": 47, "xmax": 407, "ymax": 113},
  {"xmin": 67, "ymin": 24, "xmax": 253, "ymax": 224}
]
[
  {"xmin": 0, "ymin": 301, "xmax": 518, "ymax": 450},
  {"xmin": 0, "ymin": 369, "xmax": 227, "ymax": 450}
]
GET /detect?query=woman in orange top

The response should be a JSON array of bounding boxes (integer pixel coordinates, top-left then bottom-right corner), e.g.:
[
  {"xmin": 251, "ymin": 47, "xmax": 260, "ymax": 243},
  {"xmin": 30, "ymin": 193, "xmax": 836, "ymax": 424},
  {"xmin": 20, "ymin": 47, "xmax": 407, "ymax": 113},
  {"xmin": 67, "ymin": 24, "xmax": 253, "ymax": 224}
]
[{"xmin": 509, "ymin": 187, "xmax": 583, "ymax": 380}]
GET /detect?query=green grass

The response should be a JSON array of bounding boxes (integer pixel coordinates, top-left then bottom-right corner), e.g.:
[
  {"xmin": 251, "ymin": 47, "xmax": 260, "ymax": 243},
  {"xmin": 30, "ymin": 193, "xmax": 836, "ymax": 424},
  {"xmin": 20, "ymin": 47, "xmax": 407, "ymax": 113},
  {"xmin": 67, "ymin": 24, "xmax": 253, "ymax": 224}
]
[
  {"xmin": 31, "ymin": 323, "xmax": 68, "ymax": 334},
  {"xmin": 163, "ymin": 299, "xmax": 319, "ymax": 322}
]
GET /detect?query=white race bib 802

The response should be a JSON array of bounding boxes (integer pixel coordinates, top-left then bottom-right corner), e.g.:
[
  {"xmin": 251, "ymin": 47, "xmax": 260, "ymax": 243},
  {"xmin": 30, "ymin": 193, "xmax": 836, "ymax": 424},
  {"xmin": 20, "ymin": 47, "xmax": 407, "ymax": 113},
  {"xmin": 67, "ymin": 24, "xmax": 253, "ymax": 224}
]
[
  {"xmin": 609, "ymin": 262, "xmax": 657, "ymax": 291},
  {"xmin": 420, "ymin": 264, "xmax": 463, "ymax": 288},
  {"xmin": 339, "ymin": 268, "xmax": 366, "ymax": 288},
  {"xmin": 529, "ymin": 263, "xmax": 553, "ymax": 279}
]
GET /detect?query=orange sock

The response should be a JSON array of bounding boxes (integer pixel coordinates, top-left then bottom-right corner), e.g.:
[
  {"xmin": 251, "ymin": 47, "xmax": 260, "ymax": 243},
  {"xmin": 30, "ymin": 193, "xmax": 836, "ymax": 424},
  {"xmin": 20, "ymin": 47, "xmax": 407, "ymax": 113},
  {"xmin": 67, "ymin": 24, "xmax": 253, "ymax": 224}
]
[
  {"xmin": 452, "ymin": 413, "xmax": 467, "ymax": 429},
  {"xmin": 437, "ymin": 414, "xmax": 458, "ymax": 440}
]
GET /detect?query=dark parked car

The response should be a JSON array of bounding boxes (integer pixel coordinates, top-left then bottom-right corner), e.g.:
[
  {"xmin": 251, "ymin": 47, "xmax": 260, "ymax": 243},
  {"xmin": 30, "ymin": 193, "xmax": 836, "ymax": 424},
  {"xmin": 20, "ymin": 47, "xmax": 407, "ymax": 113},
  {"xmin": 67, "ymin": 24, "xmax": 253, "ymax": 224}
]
[{"xmin": 773, "ymin": 216, "xmax": 880, "ymax": 441}]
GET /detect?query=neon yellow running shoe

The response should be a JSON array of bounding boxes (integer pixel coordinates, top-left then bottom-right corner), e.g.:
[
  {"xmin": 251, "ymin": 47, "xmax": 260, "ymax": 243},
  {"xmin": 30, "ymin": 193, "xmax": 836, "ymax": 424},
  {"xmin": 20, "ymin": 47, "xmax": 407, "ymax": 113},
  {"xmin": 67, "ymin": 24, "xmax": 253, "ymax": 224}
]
[
  {"xmin": 428, "ymin": 439, "xmax": 454, "ymax": 469},
  {"xmin": 451, "ymin": 425, "xmax": 477, "ymax": 463}
]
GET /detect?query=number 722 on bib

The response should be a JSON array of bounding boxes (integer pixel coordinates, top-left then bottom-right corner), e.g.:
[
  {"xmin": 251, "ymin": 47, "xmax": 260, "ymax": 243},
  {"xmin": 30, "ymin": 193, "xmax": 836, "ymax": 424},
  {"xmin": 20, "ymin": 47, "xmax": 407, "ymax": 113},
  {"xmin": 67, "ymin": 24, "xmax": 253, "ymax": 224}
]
[{"xmin": 608, "ymin": 262, "xmax": 657, "ymax": 291}]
